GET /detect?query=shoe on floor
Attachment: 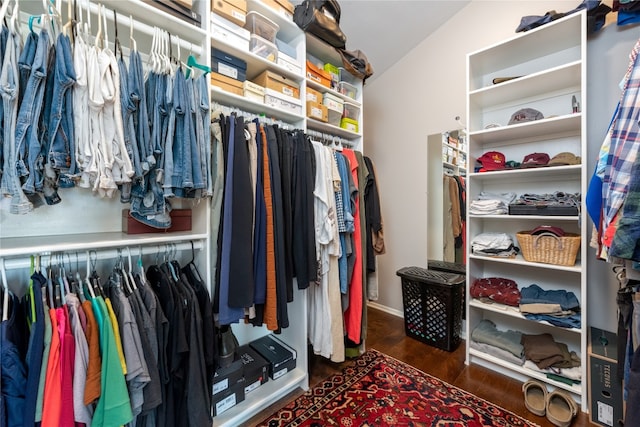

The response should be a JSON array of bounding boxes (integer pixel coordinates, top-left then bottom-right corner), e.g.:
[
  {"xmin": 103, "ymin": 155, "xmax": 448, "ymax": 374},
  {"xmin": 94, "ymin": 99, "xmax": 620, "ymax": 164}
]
[
  {"xmin": 546, "ymin": 389, "xmax": 578, "ymax": 427},
  {"xmin": 522, "ymin": 379, "xmax": 548, "ymax": 416}
]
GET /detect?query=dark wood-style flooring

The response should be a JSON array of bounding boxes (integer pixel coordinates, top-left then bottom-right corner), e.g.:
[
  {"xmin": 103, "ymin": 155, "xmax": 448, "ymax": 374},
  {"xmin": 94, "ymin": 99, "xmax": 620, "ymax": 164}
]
[{"xmin": 245, "ymin": 306, "xmax": 594, "ymax": 426}]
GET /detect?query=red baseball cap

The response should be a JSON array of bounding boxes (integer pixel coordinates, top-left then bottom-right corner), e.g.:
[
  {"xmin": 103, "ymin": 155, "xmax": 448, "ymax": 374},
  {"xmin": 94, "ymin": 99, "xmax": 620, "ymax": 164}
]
[
  {"xmin": 477, "ymin": 151, "xmax": 506, "ymax": 171},
  {"xmin": 521, "ymin": 152, "xmax": 550, "ymax": 168}
]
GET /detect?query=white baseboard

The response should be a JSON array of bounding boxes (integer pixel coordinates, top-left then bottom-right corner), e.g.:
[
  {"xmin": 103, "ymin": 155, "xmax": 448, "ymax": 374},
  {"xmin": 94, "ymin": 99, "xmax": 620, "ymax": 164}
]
[{"xmin": 366, "ymin": 301, "xmax": 404, "ymax": 318}]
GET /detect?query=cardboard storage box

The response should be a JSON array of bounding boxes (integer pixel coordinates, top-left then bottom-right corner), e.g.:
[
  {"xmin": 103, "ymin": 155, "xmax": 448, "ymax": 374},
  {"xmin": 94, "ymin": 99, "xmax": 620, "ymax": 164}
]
[
  {"xmin": 211, "ymin": 71, "xmax": 244, "ymax": 96},
  {"xmin": 249, "ymin": 334, "xmax": 297, "ymax": 380},
  {"xmin": 306, "ymin": 101, "xmax": 328, "ymax": 122},
  {"xmin": 238, "ymin": 344, "xmax": 269, "ymax": 395},
  {"xmin": 277, "ymin": 52, "xmax": 302, "ymax": 76},
  {"xmin": 122, "ymin": 209, "xmax": 192, "ymax": 234},
  {"xmin": 243, "ymin": 80, "xmax": 265, "ymax": 103},
  {"xmin": 213, "ymin": 378, "xmax": 245, "ymax": 416},
  {"xmin": 589, "ymin": 327, "xmax": 624, "ymax": 427},
  {"xmin": 264, "ymin": 91, "xmax": 302, "ymax": 115},
  {"xmin": 211, "ymin": 48, "xmax": 247, "ymax": 82},
  {"xmin": 211, "ymin": 0, "xmax": 247, "ymax": 27},
  {"xmin": 250, "ymin": 34, "xmax": 278, "ymax": 63},
  {"xmin": 261, "ymin": 0, "xmax": 294, "ymax": 20},
  {"xmin": 211, "ymin": 11, "xmax": 250, "ymax": 51},
  {"xmin": 213, "ymin": 358, "xmax": 244, "ymax": 397},
  {"xmin": 306, "ymin": 60, "xmax": 331, "ymax": 88},
  {"xmin": 306, "ymin": 87, "xmax": 322, "ymax": 104},
  {"xmin": 254, "ymin": 70, "xmax": 300, "ymax": 99}
]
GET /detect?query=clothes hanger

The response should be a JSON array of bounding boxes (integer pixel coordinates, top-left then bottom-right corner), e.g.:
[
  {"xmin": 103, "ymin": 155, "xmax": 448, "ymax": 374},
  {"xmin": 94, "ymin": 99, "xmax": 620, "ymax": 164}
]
[
  {"xmin": 0, "ymin": 0, "xmax": 11, "ymax": 27},
  {"xmin": 137, "ymin": 246, "xmax": 148, "ymax": 287},
  {"xmin": 126, "ymin": 247, "xmax": 137, "ymax": 291},
  {"xmin": 129, "ymin": 14, "xmax": 136, "ymax": 53},
  {"xmin": 75, "ymin": 252, "xmax": 86, "ymax": 302},
  {"xmin": 94, "ymin": 1, "xmax": 102, "ymax": 49},
  {"xmin": 0, "ymin": 259, "xmax": 9, "ymax": 322},
  {"xmin": 113, "ymin": 10, "xmax": 123, "ymax": 61},
  {"xmin": 46, "ymin": 256, "xmax": 55, "ymax": 309},
  {"xmin": 84, "ymin": 250, "xmax": 96, "ymax": 299},
  {"xmin": 62, "ymin": 0, "xmax": 74, "ymax": 37},
  {"xmin": 117, "ymin": 248, "xmax": 133, "ymax": 296},
  {"xmin": 57, "ymin": 254, "xmax": 67, "ymax": 306}
]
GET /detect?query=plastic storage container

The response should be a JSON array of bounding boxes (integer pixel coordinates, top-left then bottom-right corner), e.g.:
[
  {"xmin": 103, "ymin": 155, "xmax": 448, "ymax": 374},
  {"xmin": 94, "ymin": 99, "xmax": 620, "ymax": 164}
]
[
  {"xmin": 323, "ymin": 92, "xmax": 343, "ymax": 126},
  {"xmin": 244, "ymin": 11, "xmax": 279, "ymax": 42},
  {"xmin": 250, "ymin": 34, "xmax": 278, "ymax": 62},
  {"xmin": 337, "ymin": 81, "xmax": 357, "ymax": 100},
  {"xmin": 340, "ymin": 117, "xmax": 358, "ymax": 133},
  {"xmin": 396, "ymin": 266, "xmax": 465, "ymax": 352},
  {"xmin": 342, "ymin": 100, "xmax": 360, "ymax": 121},
  {"xmin": 338, "ymin": 66, "xmax": 358, "ymax": 85}
]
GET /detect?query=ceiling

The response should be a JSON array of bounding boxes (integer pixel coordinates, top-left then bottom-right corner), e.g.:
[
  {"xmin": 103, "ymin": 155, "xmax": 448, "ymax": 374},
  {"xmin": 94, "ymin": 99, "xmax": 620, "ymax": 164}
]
[{"xmin": 298, "ymin": 0, "xmax": 471, "ymax": 83}]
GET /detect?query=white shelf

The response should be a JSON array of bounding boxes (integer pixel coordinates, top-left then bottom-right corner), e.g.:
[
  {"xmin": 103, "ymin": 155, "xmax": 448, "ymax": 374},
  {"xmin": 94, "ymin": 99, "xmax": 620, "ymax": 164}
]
[
  {"xmin": 306, "ymin": 118, "xmax": 362, "ymax": 140},
  {"xmin": 468, "ymin": 254, "xmax": 582, "ymax": 273},
  {"xmin": 468, "ymin": 165, "xmax": 581, "ymax": 183},
  {"xmin": 469, "ymin": 113, "xmax": 582, "ymax": 145},
  {"xmin": 211, "ymin": 87, "xmax": 305, "ymax": 124},
  {"xmin": 468, "ymin": 349, "xmax": 583, "ymax": 397},
  {"xmin": 215, "ymin": 367, "xmax": 307, "ymax": 427},
  {"xmin": 469, "ymin": 61, "xmax": 582, "ymax": 109},
  {"xmin": 468, "ymin": 214, "xmax": 580, "ymax": 221},
  {"xmin": 468, "ymin": 299, "xmax": 582, "ymax": 334}
]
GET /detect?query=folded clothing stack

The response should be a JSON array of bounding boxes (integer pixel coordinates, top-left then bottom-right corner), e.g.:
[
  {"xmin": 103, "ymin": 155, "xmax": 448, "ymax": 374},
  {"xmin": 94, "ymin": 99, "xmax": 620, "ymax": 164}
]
[
  {"xmin": 519, "ymin": 284, "xmax": 581, "ymax": 329},
  {"xmin": 471, "ymin": 232, "xmax": 519, "ymax": 257}
]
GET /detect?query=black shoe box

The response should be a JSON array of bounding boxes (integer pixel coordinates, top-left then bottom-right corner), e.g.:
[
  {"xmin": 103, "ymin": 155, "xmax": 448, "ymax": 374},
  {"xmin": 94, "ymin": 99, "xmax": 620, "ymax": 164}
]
[
  {"xmin": 213, "ymin": 377, "xmax": 245, "ymax": 416},
  {"xmin": 249, "ymin": 334, "xmax": 297, "ymax": 380},
  {"xmin": 238, "ymin": 344, "xmax": 269, "ymax": 395},
  {"xmin": 213, "ymin": 357, "xmax": 244, "ymax": 397}
]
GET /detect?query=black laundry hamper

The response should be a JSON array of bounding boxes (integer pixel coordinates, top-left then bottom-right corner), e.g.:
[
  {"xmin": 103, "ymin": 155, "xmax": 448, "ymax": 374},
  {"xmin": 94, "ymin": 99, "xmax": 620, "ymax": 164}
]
[
  {"xmin": 396, "ymin": 266, "xmax": 465, "ymax": 352},
  {"xmin": 427, "ymin": 259, "xmax": 467, "ymax": 320}
]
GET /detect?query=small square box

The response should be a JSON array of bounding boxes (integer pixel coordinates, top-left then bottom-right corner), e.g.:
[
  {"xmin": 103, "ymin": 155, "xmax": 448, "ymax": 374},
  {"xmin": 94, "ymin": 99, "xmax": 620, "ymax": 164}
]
[
  {"xmin": 254, "ymin": 70, "xmax": 300, "ymax": 99},
  {"xmin": 244, "ymin": 11, "xmax": 279, "ymax": 42},
  {"xmin": 339, "ymin": 66, "xmax": 358, "ymax": 85},
  {"xmin": 250, "ymin": 34, "xmax": 278, "ymax": 63},
  {"xmin": 342, "ymin": 100, "xmax": 360, "ymax": 121},
  {"xmin": 306, "ymin": 87, "xmax": 322, "ymax": 103},
  {"xmin": 249, "ymin": 334, "xmax": 297, "ymax": 380},
  {"xmin": 238, "ymin": 344, "xmax": 270, "ymax": 395},
  {"xmin": 213, "ymin": 378, "xmax": 245, "ymax": 416},
  {"xmin": 323, "ymin": 92, "xmax": 343, "ymax": 112},
  {"xmin": 306, "ymin": 60, "xmax": 332, "ymax": 88},
  {"xmin": 213, "ymin": 358, "xmax": 244, "ymax": 396},
  {"xmin": 340, "ymin": 117, "xmax": 358, "ymax": 133},
  {"xmin": 307, "ymin": 101, "xmax": 328, "ymax": 122},
  {"xmin": 337, "ymin": 81, "xmax": 357, "ymax": 100}
]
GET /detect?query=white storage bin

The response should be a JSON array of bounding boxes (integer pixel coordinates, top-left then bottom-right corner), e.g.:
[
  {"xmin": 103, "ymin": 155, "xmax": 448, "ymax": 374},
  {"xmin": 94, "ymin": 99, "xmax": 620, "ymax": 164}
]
[
  {"xmin": 250, "ymin": 34, "xmax": 278, "ymax": 63},
  {"xmin": 343, "ymin": 100, "xmax": 360, "ymax": 121},
  {"xmin": 337, "ymin": 81, "xmax": 357, "ymax": 100},
  {"xmin": 245, "ymin": 11, "xmax": 279, "ymax": 42},
  {"xmin": 323, "ymin": 92, "xmax": 343, "ymax": 113}
]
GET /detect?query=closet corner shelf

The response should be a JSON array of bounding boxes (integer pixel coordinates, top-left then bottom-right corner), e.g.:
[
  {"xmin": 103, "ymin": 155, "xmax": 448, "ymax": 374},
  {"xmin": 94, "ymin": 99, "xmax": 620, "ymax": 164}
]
[
  {"xmin": 214, "ymin": 367, "xmax": 307, "ymax": 427},
  {"xmin": 468, "ymin": 254, "xmax": 583, "ymax": 273},
  {"xmin": 468, "ymin": 348, "xmax": 583, "ymax": 397},
  {"xmin": 468, "ymin": 299, "xmax": 582, "ymax": 334},
  {"xmin": 469, "ymin": 113, "xmax": 581, "ymax": 144},
  {"xmin": 0, "ymin": 232, "xmax": 209, "ymax": 258},
  {"xmin": 211, "ymin": 87, "xmax": 305, "ymax": 124},
  {"xmin": 306, "ymin": 118, "xmax": 362, "ymax": 140}
]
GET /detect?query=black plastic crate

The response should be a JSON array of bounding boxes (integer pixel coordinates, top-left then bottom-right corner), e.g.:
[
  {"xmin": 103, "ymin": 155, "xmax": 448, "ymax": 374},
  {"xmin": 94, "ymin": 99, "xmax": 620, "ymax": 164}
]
[{"xmin": 396, "ymin": 267, "xmax": 465, "ymax": 352}]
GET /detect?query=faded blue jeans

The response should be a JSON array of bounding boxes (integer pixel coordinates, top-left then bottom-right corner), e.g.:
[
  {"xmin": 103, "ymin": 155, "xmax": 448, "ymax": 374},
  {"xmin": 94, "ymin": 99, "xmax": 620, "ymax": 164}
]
[
  {"xmin": 48, "ymin": 33, "xmax": 77, "ymax": 189},
  {"xmin": 20, "ymin": 29, "xmax": 50, "ymax": 196},
  {"xmin": 2, "ymin": 28, "xmax": 33, "ymax": 213}
]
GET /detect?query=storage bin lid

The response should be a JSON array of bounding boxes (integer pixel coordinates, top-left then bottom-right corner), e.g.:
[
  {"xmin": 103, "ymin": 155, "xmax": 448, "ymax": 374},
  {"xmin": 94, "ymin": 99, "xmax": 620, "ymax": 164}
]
[
  {"xmin": 245, "ymin": 11, "xmax": 279, "ymax": 41},
  {"xmin": 427, "ymin": 260, "xmax": 466, "ymax": 275},
  {"xmin": 396, "ymin": 266, "xmax": 465, "ymax": 286}
]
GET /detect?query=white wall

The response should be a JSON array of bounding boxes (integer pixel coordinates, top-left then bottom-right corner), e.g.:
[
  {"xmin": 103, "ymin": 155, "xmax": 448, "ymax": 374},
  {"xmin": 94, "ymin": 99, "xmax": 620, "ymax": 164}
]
[{"xmin": 364, "ymin": 0, "xmax": 631, "ymax": 332}]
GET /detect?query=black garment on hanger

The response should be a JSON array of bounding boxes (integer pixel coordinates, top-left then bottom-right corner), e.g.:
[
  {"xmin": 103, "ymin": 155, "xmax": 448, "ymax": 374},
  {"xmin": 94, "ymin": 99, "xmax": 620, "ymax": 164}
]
[
  {"xmin": 266, "ymin": 124, "xmax": 289, "ymax": 329},
  {"xmin": 276, "ymin": 127, "xmax": 295, "ymax": 300},
  {"xmin": 291, "ymin": 133, "xmax": 317, "ymax": 290},
  {"xmin": 363, "ymin": 156, "xmax": 382, "ymax": 273}
]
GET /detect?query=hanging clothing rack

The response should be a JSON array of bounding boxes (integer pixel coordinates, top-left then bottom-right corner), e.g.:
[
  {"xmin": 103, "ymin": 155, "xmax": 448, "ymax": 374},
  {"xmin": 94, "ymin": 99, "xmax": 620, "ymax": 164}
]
[
  {"xmin": 1, "ymin": 239, "xmax": 205, "ymax": 270},
  {"xmin": 211, "ymin": 101, "xmax": 299, "ymax": 130},
  {"xmin": 307, "ymin": 129, "xmax": 353, "ymax": 149}
]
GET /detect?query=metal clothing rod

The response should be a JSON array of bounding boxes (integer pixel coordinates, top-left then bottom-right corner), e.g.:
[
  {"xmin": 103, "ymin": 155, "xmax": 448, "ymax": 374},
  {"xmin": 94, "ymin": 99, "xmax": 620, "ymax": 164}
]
[
  {"xmin": 85, "ymin": 2, "xmax": 203, "ymax": 57},
  {"xmin": 1, "ymin": 240, "xmax": 205, "ymax": 271},
  {"xmin": 211, "ymin": 102, "xmax": 302, "ymax": 130}
]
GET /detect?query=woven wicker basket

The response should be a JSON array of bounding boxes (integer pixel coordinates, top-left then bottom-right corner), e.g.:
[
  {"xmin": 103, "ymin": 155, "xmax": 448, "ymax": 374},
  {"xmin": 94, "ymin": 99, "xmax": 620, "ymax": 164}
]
[{"xmin": 516, "ymin": 231, "xmax": 581, "ymax": 266}]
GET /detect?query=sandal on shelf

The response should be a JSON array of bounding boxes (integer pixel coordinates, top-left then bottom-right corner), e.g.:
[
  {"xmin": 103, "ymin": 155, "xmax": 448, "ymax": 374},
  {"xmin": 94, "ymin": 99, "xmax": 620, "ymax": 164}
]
[
  {"xmin": 522, "ymin": 379, "xmax": 548, "ymax": 416},
  {"xmin": 546, "ymin": 389, "xmax": 578, "ymax": 427}
]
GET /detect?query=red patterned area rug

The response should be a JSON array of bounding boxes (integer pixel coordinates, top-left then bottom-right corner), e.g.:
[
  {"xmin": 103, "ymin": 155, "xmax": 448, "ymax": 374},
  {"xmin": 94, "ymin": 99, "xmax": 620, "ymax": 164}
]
[{"xmin": 256, "ymin": 349, "xmax": 539, "ymax": 427}]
